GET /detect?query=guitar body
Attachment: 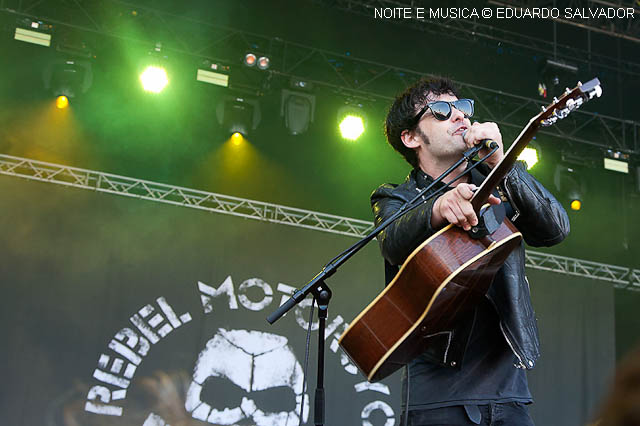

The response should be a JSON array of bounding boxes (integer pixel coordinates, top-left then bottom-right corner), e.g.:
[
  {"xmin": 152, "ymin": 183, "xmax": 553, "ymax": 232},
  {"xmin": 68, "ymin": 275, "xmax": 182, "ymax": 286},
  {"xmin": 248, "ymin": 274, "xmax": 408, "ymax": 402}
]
[{"xmin": 339, "ymin": 218, "xmax": 522, "ymax": 382}]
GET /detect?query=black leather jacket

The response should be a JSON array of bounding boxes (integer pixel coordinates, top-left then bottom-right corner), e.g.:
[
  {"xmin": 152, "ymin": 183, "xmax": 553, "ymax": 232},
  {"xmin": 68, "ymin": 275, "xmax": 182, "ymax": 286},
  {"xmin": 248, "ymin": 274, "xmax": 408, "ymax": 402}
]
[{"xmin": 371, "ymin": 161, "xmax": 570, "ymax": 369}]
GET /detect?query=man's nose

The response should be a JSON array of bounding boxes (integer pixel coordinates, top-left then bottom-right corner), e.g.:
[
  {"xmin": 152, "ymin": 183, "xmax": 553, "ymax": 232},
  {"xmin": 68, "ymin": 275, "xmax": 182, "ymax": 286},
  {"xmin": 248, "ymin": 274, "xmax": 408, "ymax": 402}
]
[{"xmin": 450, "ymin": 106, "xmax": 465, "ymax": 122}]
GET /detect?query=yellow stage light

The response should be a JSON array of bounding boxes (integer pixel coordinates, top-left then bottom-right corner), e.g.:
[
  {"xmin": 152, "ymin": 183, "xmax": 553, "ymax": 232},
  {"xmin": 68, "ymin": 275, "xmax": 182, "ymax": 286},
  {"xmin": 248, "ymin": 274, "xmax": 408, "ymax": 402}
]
[
  {"xmin": 56, "ymin": 95, "xmax": 69, "ymax": 109},
  {"xmin": 570, "ymin": 199, "xmax": 581, "ymax": 211},
  {"xmin": 231, "ymin": 132, "xmax": 244, "ymax": 145}
]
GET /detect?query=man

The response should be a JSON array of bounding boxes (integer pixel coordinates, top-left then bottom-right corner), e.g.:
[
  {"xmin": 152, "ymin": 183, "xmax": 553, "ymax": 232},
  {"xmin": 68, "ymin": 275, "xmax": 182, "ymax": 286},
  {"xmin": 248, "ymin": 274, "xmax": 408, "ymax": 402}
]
[{"xmin": 372, "ymin": 77, "xmax": 570, "ymax": 425}]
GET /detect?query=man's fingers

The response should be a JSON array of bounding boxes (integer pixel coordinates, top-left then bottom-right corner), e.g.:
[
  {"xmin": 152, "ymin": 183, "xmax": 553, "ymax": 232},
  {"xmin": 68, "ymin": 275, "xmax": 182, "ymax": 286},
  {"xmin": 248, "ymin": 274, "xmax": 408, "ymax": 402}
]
[
  {"xmin": 456, "ymin": 184, "xmax": 476, "ymax": 200},
  {"xmin": 444, "ymin": 196, "xmax": 477, "ymax": 231},
  {"xmin": 448, "ymin": 203, "xmax": 470, "ymax": 230},
  {"xmin": 459, "ymin": 202, "xmax": 478, "ymax": 227}
]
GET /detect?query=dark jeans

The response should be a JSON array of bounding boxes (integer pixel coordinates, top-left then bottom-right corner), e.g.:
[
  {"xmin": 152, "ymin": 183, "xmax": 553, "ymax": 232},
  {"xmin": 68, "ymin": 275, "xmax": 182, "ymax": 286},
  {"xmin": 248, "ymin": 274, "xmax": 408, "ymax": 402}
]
[{"xmin": 403, "ymin": 402, "xmax": 535, "ymax": 426}]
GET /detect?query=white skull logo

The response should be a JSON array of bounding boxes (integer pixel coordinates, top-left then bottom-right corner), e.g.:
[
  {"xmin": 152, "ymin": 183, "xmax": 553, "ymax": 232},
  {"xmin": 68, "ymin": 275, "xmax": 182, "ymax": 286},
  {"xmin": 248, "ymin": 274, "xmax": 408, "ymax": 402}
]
[{"xmin": 185, "ymin": 328, "xmax": 309, "ymax": 426}]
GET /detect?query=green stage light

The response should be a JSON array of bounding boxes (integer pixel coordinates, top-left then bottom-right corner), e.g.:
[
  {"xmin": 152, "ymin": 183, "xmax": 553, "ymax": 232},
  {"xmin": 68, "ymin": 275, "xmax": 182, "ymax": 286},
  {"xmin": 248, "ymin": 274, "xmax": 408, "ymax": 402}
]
[
  {"xmin": 339, "ymin": 114, "xmax": 365, "ymax": 140},
  {"xmin": 518, "ymin": 147, "xmax": 539, "ymax": 169},
  {"xmin": 140, "ymin": 66, "xmax": 168, "ymax": 93}
]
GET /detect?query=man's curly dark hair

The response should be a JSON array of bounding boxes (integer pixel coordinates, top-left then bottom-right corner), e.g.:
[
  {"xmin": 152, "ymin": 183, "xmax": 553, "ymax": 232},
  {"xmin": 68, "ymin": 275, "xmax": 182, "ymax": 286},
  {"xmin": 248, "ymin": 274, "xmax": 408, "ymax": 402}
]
[{"xmin": 384, "ymin": 77, "xmax": 461, "ymax": 168}]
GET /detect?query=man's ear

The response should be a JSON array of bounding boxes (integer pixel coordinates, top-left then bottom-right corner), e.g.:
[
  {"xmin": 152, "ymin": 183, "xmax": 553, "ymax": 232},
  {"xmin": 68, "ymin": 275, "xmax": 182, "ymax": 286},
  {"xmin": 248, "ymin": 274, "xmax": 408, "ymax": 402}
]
[{"xmin": 401, "ymin": 129, "xmax": 421, "ymax": 149}]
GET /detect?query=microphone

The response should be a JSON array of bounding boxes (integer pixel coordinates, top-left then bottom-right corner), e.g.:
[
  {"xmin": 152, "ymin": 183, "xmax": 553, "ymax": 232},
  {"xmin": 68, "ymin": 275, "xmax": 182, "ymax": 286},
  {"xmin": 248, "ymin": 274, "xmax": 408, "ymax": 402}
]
[{"xmin": 462, "ymin": 130, "xmax": 499, "ymax": 150}]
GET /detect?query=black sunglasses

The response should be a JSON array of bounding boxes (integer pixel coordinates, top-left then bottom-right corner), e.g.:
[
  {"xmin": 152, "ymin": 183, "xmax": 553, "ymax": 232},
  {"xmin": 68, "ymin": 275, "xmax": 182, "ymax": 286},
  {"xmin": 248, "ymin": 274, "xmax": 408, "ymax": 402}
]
[{"xmin": 414, "ymin": 99, "xmax": 475, "ymax": 122}]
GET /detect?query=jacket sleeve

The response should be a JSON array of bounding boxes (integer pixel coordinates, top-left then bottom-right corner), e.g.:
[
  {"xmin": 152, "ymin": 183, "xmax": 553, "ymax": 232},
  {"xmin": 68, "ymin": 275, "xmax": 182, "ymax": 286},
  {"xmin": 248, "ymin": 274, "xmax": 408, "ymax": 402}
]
[
  {"xmin": 501, "ymin": 161, "xmax": 570, "ymax": 247},
  {"xmin": 371, "ymin": 183, "xmax": 438, "ymax": 266}
]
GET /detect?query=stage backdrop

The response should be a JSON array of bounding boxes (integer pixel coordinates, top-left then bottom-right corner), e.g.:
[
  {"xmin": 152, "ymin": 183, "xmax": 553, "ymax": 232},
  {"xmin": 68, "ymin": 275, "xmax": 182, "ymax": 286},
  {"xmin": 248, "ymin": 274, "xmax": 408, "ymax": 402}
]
[{"xmin": 0, "ymin": 174, "xmax": 614, "ymax": 426}]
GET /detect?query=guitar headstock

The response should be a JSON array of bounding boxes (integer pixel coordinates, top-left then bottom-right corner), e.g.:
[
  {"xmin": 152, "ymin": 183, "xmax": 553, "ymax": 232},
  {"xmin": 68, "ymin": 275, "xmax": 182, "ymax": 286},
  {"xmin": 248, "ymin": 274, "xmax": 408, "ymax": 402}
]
[{"xmin": 538, "ymin": 78, "xmax": 602, "ymax": 127}]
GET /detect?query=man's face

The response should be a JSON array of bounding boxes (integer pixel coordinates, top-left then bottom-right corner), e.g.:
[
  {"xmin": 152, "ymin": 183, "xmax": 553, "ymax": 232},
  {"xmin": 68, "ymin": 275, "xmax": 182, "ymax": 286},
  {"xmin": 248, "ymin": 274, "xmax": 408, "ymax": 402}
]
[{"xmin": 414, "ymin": 93, "xmax": 472, "ymax": 163}]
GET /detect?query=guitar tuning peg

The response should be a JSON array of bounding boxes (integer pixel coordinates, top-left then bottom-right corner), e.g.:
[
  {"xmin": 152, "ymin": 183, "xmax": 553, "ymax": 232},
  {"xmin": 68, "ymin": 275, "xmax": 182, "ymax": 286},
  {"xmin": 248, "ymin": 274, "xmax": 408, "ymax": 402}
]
[
  {"xmin": 556, "ymin": 108, "xmax": 570, "ymax": 119},
  {"xmin": 553, "ymin": 97, "xmax": 559, "ymax": 103},
  {"xmin": 541, "ymin": 106, "xmax": 547, "ymax": 112},
  {"xmin": 565, "ymin": 88, "xmax": 571, "ymax": 94},
  {"xmin": 590, "ymin": 85, "xmax": 603, "ymax": 98}
]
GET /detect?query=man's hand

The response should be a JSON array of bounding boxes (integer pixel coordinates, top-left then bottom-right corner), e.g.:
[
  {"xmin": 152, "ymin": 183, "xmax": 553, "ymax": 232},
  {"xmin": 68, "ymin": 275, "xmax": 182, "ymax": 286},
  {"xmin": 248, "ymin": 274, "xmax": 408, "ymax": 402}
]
[
  {"xmin": 463, "ymin": 122, "xmax": 504, "ymax": 169},
  {"xmin": 431, "ymin": 183, "xmax": 501, "ymax": 231}
]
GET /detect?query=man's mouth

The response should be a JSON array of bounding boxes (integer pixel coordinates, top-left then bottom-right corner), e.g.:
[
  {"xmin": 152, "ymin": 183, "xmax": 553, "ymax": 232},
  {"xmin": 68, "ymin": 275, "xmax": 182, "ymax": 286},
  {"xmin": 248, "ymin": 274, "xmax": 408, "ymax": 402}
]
[{"xmin": 452, "ymin": 126, "xmax": 467, "ymax": 136}]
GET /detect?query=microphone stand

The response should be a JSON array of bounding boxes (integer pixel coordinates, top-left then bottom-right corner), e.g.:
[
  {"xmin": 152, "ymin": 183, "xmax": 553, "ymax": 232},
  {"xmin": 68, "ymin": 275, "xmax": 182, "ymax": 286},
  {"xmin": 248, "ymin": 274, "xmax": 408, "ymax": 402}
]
[{"xmin": 267, "ymin": 143, "xmax": 498, "ymax": 426}]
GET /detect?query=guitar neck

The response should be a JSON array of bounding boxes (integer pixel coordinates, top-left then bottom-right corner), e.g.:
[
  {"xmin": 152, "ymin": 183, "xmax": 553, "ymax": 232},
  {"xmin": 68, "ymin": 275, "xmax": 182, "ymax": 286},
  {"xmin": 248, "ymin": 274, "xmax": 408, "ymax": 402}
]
[
  {"xmin": 470, "ymin": 121, "xmax": 539, "ymax": 212},
  {"xmin": 468, "ymin": 77, "xmax": 601, "ymax": 212}
]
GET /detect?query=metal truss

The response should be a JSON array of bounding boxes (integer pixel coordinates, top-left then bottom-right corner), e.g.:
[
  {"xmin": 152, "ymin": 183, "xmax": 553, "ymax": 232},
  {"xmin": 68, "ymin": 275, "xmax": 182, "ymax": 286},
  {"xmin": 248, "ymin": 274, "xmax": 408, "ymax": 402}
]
[
  {"xmin": 0, "ymin": 154, "xmax": 374, "ymax": 238},
  {"xmin": 317, "ymin": 0, "xmax": 640, "ymax": 76},
  {"xmin": 1, "ymin": 0, "xmax": 639, "ymax": 154},
  {"xmin": 1, "ymin": 153, "xmax": 638, "ymax": 290},
  {"xmin": 525, "ymin": 251, "xmax": 640, "ymax": 290}
]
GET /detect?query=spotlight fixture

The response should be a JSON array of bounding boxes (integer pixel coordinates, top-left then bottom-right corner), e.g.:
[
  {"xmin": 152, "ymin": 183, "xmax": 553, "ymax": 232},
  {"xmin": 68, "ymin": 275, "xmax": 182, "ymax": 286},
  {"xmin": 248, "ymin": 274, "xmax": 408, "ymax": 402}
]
[
  {"xmin": 603, "ymin": 150, "xmax": 629, "ymax": 174},
  {"xmin": 196, "ymin": 62, "xmax": 230, "ymax": 87},
  {"xmin": 139, "ymin": 42, "xmax": 170, "ymax": 93},
  {"xmin": 281, "ymin": 89, "xmax": 315, "ymax": 135},
  {"xmin": 140, "ymin": 66, "xmax": 169, "ymax": 93},
  {"xmin": 337, "ymin": 105, "xmax": 366, "ymax": 141},
  {"xmin": 518, "ymin": 147, "xmax": 539, "ymax": 170},
  {"xmin": 14, "ymin": 18, "xmax": 52, "ymax": 47},
  {"xmin": 554, "ymin": 165, "xmax": 585, "ymax": 211},
  {"xmin": 244, "ymin": 52, "xmax": 271, "ymax": 70},
  {"xmin": 340, "ymin": 115, "xmax": 365, "ymax": 140},
  {"xmin": 43, "ymin": 59, "xmax": 93, "ymax": 100},
  {"xmin": 56, "ymin": 95, "xmax": 69, "ymax": 109},
  {"xmin": 244, "ymin": 53, "xmax": 257, "ymax": 67},
  {"xmin": 231, "ymin": 132, "xmax": 244, "ymax": 146},
  {"xmin": 517, "ymin": 140, "xmax": 541, "ymax": 170},
  {"xmin": 216, "ymin": 97, "xmax": 261, "ymax": 136},
  {"xmin": 257, "ymin": 56, "xmax": 270, "ymax": 70}
]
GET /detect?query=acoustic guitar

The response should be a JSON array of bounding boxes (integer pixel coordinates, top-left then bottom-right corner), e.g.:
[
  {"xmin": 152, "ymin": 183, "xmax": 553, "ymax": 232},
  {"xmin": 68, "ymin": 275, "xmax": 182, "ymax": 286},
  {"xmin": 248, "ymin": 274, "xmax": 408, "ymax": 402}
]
[{"xmin": 338, "ymin": 79, "xmax": 602, "ymax": 382}]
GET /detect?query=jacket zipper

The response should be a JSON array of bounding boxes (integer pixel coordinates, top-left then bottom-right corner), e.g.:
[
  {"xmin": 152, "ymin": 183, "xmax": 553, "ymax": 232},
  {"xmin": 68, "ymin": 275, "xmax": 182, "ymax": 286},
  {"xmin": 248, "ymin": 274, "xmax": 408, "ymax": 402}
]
[
  {"xmin": 487, "ymin": 294, "xmax": 528, "ymax": 369},
  {"xmin": 499, "ymin": 321, "xmax": 527, "ymax": 369},
  {"xmin": 500, "ymin": 178, "xmax": 521, "ymax": 222}
]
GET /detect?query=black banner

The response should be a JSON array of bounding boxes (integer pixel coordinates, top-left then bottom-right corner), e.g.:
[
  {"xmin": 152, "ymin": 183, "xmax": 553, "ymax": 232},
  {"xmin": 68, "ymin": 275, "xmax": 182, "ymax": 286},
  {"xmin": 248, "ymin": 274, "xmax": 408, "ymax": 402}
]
[{"xmin": 0, "ymin": 176, "xmax": 614, "ymax": 426}]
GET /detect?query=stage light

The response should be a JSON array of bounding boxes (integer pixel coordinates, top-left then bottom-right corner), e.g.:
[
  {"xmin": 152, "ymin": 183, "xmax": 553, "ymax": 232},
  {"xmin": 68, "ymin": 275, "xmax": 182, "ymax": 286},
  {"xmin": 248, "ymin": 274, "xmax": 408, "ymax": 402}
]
[
  {"xmin": 14, "ymin": 19, "xmax": 52, "ymax": 47},
  {"xmin": 197, "ymin": 62, "xmax": 229, "ymax": 87},
  {"xmin": 244, "ymin": 53, "xmax": 257, "ymax": 67},
  {"xmin": 337, "ymin": 105, "xmax": 366, "ymax": 141},
  {"xmin": 216, "ymin": 97, "xmax": 261, "ymax": 136},
  {"xmin": 603, "ymin": 150, "xmax": 629, "ymax": 174},
  {"xmin": 554, "ymin": 165, "xmax": 585, "ymax": 211},
  {"xmin": 257, "ymin": 56, "xmax": 270, "ymax": 70},
  {"xmin": 43, "ymin": 59, "xmax": 93, "ymax": 100},
  {"xmin": 231, "ymin": 132, "xmax": 244, "ymax": 145},
  {"xmin": 281, "ymin": 90, "xmax": 315, "ymax": 135},
  {"xmin": 518, "ymin": 147, "xmax": 539, "ymax": 170},
  {"xmin": 56, "ymin": 95, "xmax": 69, "ymax": 109},
  {"xmin": 340, "ymin": 115, "xmax": 365, "ymax": 140},
  {"xmin": 15, "ymin": 27, "xmax": 51, "ymax": 47},
  {"xmin": 140, "ymin": 66, "xmax": 168, "ymax": 93}
]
